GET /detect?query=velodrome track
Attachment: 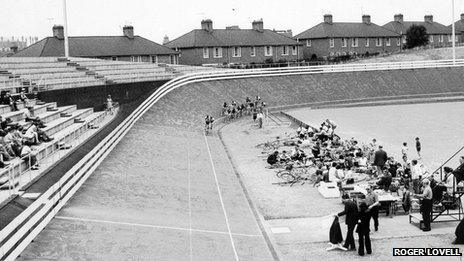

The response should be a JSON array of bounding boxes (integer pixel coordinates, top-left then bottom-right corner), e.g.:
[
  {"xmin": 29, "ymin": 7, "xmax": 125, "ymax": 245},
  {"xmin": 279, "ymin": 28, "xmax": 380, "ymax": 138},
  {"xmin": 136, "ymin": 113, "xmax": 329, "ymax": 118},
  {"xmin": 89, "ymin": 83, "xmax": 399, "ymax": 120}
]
[{"xmin": 11, "ymin": 61, "xmax": 464, "ymax": 260}]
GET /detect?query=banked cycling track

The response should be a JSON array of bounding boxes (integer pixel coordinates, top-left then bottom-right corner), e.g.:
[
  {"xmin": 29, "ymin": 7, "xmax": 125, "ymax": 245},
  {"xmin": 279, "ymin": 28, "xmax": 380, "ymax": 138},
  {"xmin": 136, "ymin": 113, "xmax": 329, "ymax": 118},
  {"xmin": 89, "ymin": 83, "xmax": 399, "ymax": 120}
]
[{"xmin": 9, "ymin": 59, "xmax": 464, "ymax": 261}]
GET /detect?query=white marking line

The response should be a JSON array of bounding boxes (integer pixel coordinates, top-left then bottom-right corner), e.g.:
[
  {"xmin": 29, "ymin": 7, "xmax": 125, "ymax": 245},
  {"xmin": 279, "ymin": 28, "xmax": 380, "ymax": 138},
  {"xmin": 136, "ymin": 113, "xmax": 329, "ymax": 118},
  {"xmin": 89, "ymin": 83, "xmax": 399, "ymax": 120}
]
[
  {"xmin": 54, "ymin": 216, "xmax": 261, "ymax": 237},
  {"xmin": 187, "ymin": 131, "xmax": 193, "ymax": 261},
  {"xmin": 203, "ymin": 133, "xmax": 240, "ymax": 261}
]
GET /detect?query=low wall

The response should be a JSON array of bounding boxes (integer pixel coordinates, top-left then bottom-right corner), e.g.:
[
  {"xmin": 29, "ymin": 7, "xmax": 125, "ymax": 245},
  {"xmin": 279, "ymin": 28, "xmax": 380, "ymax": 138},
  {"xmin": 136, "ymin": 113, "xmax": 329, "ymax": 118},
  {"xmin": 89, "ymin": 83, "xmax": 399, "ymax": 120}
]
[{"xmin": 37, "ymin": 80, "xmax": 168, "ymax": 111}]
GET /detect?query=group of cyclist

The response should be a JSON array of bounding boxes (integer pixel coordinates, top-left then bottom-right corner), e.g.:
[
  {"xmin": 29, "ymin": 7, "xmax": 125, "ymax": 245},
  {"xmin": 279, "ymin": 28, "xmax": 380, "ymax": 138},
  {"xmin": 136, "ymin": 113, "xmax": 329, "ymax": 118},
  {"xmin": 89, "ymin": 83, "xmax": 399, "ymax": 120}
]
[
  {"xmin": 204, "ymin": 95, "xmax": 267, "ymax": 134},
  {"xmin": 221, "ymin": 96, "xmax": 266, "ymax": 122}
]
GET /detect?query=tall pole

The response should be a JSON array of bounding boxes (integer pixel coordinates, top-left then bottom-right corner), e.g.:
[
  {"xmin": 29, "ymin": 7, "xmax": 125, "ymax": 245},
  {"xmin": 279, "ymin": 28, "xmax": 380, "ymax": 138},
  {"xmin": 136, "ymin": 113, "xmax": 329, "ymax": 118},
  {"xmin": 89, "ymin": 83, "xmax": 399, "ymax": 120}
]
[
  {"xmin": 63, "ymin": 0, "xmax": 69, "ymax": 57},
  {"xmin": 452, "ymin": 0, "xmax": 456, "ymax": 64}
]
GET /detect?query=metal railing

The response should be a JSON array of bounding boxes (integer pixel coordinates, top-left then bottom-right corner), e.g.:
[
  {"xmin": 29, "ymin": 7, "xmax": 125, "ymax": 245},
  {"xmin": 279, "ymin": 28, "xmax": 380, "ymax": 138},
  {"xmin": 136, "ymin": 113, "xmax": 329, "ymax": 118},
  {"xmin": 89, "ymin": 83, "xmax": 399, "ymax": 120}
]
[{"xmin": 0, "ymin": 110, "xmax": 108, "ymax": 202}]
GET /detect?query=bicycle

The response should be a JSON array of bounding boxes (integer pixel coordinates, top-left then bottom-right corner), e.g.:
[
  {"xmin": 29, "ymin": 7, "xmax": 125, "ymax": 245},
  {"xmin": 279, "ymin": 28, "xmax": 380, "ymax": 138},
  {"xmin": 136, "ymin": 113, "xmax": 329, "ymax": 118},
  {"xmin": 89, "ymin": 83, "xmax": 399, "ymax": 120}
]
[{"xmin": 273, "ymin": 166, "xmax": 316, "ymax": 186}]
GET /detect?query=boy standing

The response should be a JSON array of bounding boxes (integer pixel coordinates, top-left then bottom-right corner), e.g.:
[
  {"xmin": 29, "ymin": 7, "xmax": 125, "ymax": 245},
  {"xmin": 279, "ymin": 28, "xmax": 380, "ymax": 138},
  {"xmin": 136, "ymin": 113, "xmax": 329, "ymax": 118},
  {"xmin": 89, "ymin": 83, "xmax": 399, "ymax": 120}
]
[{"xmin": 415, "ymin": 137, "xmax": 421, "ymax": 159}]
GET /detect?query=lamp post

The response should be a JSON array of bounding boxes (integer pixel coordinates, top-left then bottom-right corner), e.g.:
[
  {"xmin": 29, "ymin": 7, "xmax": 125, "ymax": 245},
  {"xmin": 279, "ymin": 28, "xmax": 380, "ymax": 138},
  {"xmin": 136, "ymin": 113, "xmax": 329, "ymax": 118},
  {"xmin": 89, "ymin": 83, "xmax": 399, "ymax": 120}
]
[
  {"xmin": 452, "ymin": 0, "xmax": 456, "ymax": 64},
  {"xmin": 63, "ymin": 0, "xmax": 69, "ymax": 58}
]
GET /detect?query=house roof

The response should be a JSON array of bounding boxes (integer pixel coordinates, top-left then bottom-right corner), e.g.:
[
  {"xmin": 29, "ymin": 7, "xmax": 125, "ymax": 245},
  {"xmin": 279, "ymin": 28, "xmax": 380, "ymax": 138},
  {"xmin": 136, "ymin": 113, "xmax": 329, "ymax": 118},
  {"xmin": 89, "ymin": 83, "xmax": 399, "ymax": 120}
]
[
  {"xmin": 450, "ymin": 20, "xmax": 464, "ymax": 32},
  {"xmin": 383, "ymin": 21, "xmax": 452, "ymax": 35},
  {"xmin": 294, "ymin": 22, "xmax": 400, "ymax": 39},
  {"xmin": 14, "ymin": 36, "xmax": 177, "ymax": 57},
  {"xmin": 165, "ymin": 29, "xmax": 301, "ymax": 48}
]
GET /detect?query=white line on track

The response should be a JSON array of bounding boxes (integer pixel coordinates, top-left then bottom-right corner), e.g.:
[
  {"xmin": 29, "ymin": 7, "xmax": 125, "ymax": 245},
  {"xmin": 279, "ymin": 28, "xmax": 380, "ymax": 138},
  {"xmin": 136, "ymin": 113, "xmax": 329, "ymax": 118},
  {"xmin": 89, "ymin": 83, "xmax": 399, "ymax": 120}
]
[
  {"xmin": 187, "ymin": 131, "xmax": 193, "ymax": 261},
  {"xmin": 54, "ymin": 216, "xmax": 262, "ymax": 237},
  {"xmin": 203, "ymin": 133, "xmax": 240, "ymax": 261}
]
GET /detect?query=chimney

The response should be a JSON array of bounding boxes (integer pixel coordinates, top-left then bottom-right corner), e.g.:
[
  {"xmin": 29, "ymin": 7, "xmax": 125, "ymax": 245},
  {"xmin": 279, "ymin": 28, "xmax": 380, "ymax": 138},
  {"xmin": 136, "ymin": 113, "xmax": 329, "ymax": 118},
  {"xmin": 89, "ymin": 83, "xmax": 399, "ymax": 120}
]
[
  {"xmin": 424, "ymin": 15, "xmax": 433, "ymax": 23},
  {"xmin": 362, "ymin": 15, "xmax": 371, "ymax": 24},
  {"xmin": 123, "ymin": 25, "xmax": 134, "ymax": 39},
  {"xmin": 324, "ymin": 14, "xmax": 333, "ymax": 24},
  {"xmin": 201, "ymin": 19, "xmax": 213, "ymax": 32},
  {"xmin": 163, "ymin": 35, "xmax": 170, "ymax": 44},
  {"xmin": 394, "ymin": 14, "xmax": 404, "ymax": 23},
  {"xmin": 52, "ymin": 25, "xmax": 64, "ymax": 40},
  {"xmin": 461, "ymin": 13, "xmax": 464, "ymax": 21},
  {"xmin": 252, "ymin": 19, "xmax": 264, "ymax": 32}
]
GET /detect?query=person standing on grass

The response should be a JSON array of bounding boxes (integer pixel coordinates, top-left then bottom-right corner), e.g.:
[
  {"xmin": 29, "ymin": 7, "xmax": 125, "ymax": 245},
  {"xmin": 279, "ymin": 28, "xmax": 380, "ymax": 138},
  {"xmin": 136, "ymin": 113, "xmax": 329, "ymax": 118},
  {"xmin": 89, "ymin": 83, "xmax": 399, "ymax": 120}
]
[
  {"xmin": 415, "ymin": 179, "xmax": 433, "ymax": 232},
  {"xmin": 356, "ymin": 202, "xmax": 372, "ymax": 256},
  {"xmin": 365, "ymin": 186, "xmax": 380, "ymax": 231},
  {"xmin": 401, "ymin": 142, "xmax": 409, "ymax": 163},
  {"xmin": 337, "ymin": 194, "xmax": 358, "ymax": 251},
  {"xmin": 411, "ymin": 159, "xmax": 422, "ymax": 194},
  {"xmin": 373, "ymin": 145, "xmax": 388, "ymax": 176},
  {"xmin": 415, "ymin": 137, "xmax": 422, "ymax": 159}
]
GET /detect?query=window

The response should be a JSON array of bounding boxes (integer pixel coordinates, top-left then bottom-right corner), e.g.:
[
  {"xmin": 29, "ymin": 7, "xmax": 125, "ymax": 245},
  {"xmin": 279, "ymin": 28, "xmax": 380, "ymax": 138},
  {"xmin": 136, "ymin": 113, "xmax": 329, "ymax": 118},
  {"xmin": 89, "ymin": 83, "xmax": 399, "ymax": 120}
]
[
  {"xmin": 376, "ymin": 38, "xmax": 382, "ymax": 46},
  {"xmin": 448, "ymin": 35, "xmax": 452, "ymax": 42},
  {"xmin": 250, "ymin": 47, "xmax": 256, "ymax": 57},
  {"xmin": 112, "ymin": 57, "xmax": 118, "ymax": 61},
  {"xmin": 232, "ymin": 47, "xmax": 241, "ymax": 57},
  {"xmin": 386, "ymin": 38, "xmax": 391, "ymax": 46},
  {"xmin": 342, "ymin": 38, "xmax": 347, "ymax": 47},
  {"xmin": 306, "ymin": 39, "xmax": 311, "ymax": 47},
  {"xmin": 365, "ymin": 38, "xmax": 369, "ymax": 47},
  {"xmin": 439, "ymin": 35, "xmax": 444, "ymax": 43},
  {"xmin": 352, "ymin": 38, "xmax": 358, "ymax": 47},
  {"xmin": 213, "ymin": 47, "xmax": 222, "ymax": 58},
  {"xmin": 264, "ymin": 46, "xmax": 273, "ymax": 56},
  {"xmin": 131, "ymin": 56, "xmax": 135, "ymax": 62},
  {"xmin": 397, "ymin": 38, "xmax": 401, "ymax": 46},
  {"xmin": 429, "ymin": 35, "xmax": 434, "ymax": 42},
  {"xmin": 282, "ymin": 46, "xmax": 289, "ymax": 55},
  {"xmin": 402, "ymin": 36, "xmax": 407, "ymax": 44},
  {"xmin": 203, "ymin": 48, "xmax": 209, "ymax": 58},
  {"xmin": 329, "ymin": 38, "xmax": 334, "ymax": 48},
  {"xmin": 292, "ymin": 46, "xmax": 297, "ymax": 55},
  {"xmin": 151, "ymin": 55, "xmax": 158, "ymax": 63},
  {"xmin": 136, "ymin": 56, "xmax": 142, "ymax": 62}
]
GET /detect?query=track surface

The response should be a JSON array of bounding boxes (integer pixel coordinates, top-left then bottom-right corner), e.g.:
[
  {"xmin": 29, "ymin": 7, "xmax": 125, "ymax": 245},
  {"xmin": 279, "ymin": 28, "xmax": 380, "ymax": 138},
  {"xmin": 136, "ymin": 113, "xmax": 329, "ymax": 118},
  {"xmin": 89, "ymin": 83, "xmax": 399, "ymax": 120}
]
[{"xmin": 17, "ymin": 115, "xmax": 273, "ymax": 260}]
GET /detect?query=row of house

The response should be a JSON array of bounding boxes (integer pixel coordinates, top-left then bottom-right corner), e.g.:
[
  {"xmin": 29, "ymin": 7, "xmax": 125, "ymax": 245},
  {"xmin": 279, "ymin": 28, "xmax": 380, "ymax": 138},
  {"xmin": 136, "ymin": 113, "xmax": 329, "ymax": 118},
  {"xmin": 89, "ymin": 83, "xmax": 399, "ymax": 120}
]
[{"xmin": 12, "ymin": 13, "xmax": 464, "ymax": 65}]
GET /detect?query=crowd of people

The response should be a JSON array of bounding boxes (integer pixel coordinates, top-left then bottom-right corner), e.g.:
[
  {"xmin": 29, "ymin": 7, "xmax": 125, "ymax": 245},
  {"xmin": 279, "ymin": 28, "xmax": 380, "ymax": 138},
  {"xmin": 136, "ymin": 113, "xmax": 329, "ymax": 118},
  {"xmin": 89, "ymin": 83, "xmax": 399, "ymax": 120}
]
[
  {"xmin": 0, "ymin": 94, "xmax": 54, "ymax": 170},
  {"xmin": 262, "ymin": 119, "xmax": 464, "ymax": 255}
]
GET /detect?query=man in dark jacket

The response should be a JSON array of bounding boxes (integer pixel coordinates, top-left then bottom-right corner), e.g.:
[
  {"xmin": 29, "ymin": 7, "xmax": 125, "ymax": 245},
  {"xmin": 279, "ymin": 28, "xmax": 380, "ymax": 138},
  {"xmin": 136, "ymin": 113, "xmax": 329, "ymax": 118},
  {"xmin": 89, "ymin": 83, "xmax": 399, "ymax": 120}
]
[
  {"xmin": 337, "ymin": 194, "xmax": 358, "ymax": 250},
  {"xmin": 453, "ymin": 218, "xmax": 464, "ymax": 244},
  {"xmin": 373, "ymin": 145, "xmax": 388, "ymax": 175}
]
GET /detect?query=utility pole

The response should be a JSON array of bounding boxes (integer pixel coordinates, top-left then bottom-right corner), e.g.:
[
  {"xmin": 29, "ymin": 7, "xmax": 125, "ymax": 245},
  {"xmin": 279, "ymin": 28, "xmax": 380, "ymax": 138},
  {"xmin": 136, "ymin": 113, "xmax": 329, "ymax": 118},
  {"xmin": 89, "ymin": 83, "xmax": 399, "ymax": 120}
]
[
  {"xmin": 63, "ymin": 0, "xmax": 69, "ymax": 57},
  {"xmin": 452, "ymin": 0, "xmax": 456, "ymax": 64}
]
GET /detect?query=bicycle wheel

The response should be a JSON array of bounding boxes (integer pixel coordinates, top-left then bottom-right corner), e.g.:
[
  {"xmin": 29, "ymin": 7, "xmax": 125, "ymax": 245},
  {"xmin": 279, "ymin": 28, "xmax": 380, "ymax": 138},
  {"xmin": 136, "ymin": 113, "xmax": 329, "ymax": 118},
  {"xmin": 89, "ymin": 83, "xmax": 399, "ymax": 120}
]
[{"xmin": 276, "ymin": 171, "xmax": 296, "ymax": 182}]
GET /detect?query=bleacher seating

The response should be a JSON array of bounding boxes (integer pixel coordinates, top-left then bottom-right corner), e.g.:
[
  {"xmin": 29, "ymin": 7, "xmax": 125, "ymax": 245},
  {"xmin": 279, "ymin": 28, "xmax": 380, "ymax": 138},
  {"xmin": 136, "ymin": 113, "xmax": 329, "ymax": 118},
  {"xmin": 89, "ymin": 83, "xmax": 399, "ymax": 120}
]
[
  {"xmin": 0, "ymin": 98, "xmax": 114, "ymax": 204},
  {"xmin": 0, "ymin": 57, "xmax": 218, "ymax": 92}
]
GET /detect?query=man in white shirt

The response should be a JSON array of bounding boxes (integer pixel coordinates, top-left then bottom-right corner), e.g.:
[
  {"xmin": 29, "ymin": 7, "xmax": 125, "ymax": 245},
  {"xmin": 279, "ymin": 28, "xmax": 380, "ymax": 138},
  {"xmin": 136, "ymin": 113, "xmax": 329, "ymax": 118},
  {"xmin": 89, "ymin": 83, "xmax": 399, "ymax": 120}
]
[{"xmin": 411, "ymin": 159, "xmax": 422, "ymax": 193}]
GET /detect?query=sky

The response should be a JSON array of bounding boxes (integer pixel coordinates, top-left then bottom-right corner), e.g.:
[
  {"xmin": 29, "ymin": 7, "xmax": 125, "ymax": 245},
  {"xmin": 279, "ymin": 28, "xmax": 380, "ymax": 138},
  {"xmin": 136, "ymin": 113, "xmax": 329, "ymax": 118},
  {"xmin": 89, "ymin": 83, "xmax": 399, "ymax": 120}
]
[{"xmin": 1, "ymin": 0, "xmax": 464, "ymax": 43}]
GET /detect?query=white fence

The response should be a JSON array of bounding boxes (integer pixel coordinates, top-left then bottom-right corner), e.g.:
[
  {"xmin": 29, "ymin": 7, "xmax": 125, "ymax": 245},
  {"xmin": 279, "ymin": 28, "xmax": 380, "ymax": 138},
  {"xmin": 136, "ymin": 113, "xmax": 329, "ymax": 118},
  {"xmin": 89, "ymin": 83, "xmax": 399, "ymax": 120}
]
[{"xmin": 2, "ymin": 58, "xmax": 464, "ymax": 260}]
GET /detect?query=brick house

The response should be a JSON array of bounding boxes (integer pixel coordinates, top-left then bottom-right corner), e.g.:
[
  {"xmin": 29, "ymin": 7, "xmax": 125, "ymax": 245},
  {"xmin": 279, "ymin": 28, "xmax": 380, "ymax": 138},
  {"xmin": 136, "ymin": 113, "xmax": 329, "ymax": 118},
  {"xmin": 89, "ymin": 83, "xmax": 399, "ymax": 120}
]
[
  {"xmin": 295, "ymin": 15, "xmax": 401, "ymax": 60},
  {"xmin": 165, "ymin": 19, "xmax": 302, "ymax": 66},
  {"xmin": 383, "ymin": 14, "xmax": 454, "ymax": 47},
  {"xmin": 449, "ymin": 14, "xmax": 464, "ymax": 43},
  {"xmin": 14, "ymin": 25, "xmax": 179, "ymax": 64}
]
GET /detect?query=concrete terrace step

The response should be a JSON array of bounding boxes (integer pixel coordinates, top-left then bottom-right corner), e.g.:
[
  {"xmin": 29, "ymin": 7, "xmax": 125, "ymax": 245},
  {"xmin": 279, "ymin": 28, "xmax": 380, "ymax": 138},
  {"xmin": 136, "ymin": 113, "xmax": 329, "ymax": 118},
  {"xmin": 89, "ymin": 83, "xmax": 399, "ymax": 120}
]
[
  {"xmin": 0, "ymin": 111, "xmax": 109, "ymax": 191},
  {"xmin": 17, "ymin": 105, "xmax": 77, "ymax": 129},
  {"xmin": 0, "ymin": 102, "xmax": 55, "ymax": 122},
  {"xmin": 42, "ymin": 108, "xmax": 94, "ymax": 137}
]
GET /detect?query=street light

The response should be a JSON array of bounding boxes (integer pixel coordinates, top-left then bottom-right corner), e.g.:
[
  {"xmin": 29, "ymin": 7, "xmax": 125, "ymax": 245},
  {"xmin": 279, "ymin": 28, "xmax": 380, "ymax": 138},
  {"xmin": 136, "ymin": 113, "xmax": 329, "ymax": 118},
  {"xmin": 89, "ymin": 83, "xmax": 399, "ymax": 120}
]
[{"xmin": 62, "ymin": 0, "xmax": 69, "ymax": 58}]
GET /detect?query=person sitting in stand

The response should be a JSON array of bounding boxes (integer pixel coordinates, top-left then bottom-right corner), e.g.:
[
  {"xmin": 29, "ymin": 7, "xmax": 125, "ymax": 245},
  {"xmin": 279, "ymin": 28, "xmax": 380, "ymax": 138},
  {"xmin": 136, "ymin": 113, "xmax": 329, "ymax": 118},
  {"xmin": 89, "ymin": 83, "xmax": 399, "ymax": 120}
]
[
  {"xmin": 2, "ymin": 92, "xmax": 18, "ymax": 111},
  {"xmin": 4, "ymin": 127, "xmax": 22, "ymax": 157},
  {"xmin": 23, "ymin": 123, "xmax": 40, "ymax": 145},
  {"xmin": 20, "ymin": 143, "xmax": 39, "ymax": 170}
]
